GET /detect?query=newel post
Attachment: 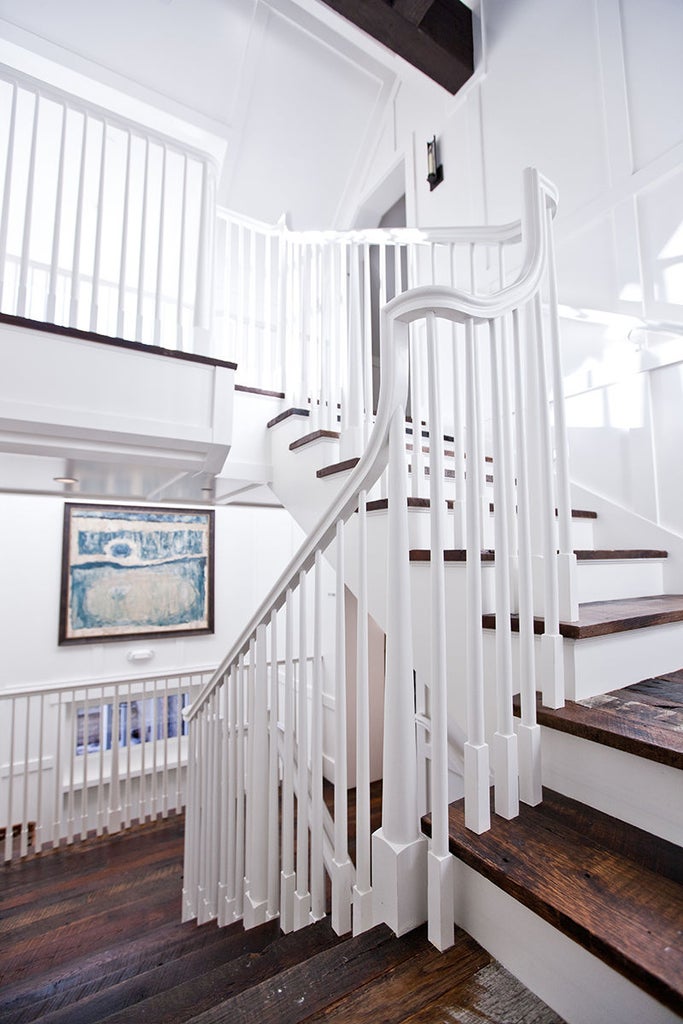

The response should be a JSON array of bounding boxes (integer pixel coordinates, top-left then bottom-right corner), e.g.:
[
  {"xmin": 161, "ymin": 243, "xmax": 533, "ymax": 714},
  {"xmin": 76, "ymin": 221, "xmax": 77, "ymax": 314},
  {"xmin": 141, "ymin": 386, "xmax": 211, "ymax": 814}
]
[{"xmin": 372, "ymin": 402, "xmax": 428, "ymax": 936}]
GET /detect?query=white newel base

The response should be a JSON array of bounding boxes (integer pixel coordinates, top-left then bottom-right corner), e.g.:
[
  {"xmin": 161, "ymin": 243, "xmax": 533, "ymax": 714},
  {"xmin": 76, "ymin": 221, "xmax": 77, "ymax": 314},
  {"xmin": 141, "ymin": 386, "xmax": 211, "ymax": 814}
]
[
  {"xmin": 197, "ymin": 886, "xmax": 215, "ymax": 925},
  {"xmin": 217, "ymin": 885, "xmax": 236, "ymax": 927},
  {"xmin": 330, "ymin": 856, "xmax": 353, "ymax": 935},
  {"xmin": 372, "ymin": 829, "xmax": 428, "ymax": 936},
  {"xmin": 293, "ymin": 890, "xmax": 312, "ymax": 931},
  {"xmin": 492, "ymin": 730, "xmax": 520, "ymax": 820},
  {"xmin": 181, "ymin": 888, "xmax": 196, "ymax": 923},
  {"xmin": 558, "ymin": 551, "xmax": 578, "ymax": 623},
  {"xmin": 280, "ymin": 870, "xmax": 296, "ymax": 933},
  {"xmin": 541, "ymin": 632, "xmax": 564, "ymax": 709},
  {"xmin": 352, "ymin": 884, "xmax": 375, "ymax": 936},
  {"xmin": 516, "ymin": 721, "xmax": 542, "ymax": 806},
  {"xmin": 427, "ymin": 849, "xmax": 455, "ymax": 952},
  {"xmin": 464, "ymin": 742, "xmax": 491, "ymax": 834},
  {"xmin": 243, "ymin": 891, "xmax": 269, "ymax": 929}
]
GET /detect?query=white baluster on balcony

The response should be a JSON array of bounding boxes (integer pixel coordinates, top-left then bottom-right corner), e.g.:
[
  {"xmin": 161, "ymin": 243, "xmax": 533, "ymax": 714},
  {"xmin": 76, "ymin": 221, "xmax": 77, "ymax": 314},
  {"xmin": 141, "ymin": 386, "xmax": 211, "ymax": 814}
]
[
  {"xmin": 17, "ymin": 90, "xmax": 39, "ymax": 318},
  {"xmin": 19, "ymin": 695, "xmax": 31, "ymax": 857},
  {"xmin": 450, "ymin": 243, "xmax": 466, "ymax": 547},
  {"xmin": 353, "ymin": 489, "xmax": 373, "ymax": 935},
  {"xmin": 513, "ymin": 306, "xmax": 542, "ymax": 805},
  {"xmin": 331, "ymin": 520, "xmax": 352, "ymax": 935},
  {"xmin": 464, "ymin": 318, "xmax": 491, "ymax": 835},
  {"xmin": 281, "ymin": 587, "xmax": 296, "ymax": 932},
  {"xmin": 181, "ymin": 711, "xmax": 199, "ymax": 921},
  {"xmin": 310, "ymin": 551, "xmax": 326, "ymax": 923},
  {"xmin": 109, "ymin": 688, "xmax": 122, "ymax": 833},
  {"xmin": 264, "ymin": 228, "xmax": 274, "ymax": 384},
  {"xmin": 193, "ymin": 160, "xmax": 215, "ymax": 355},
  {"xmin": 47, "ymin": 103, "xmax": 68, "ymax": 324},
  {"xmin": 135, "ymin": 137, "xmax": 150, "ymax": 342},
  {"xmin": 489, "ymin": 317, "xmax": 519, "ymax": 820},
  {"xmin": 174, "ymin": 154, "xmax": 188, "ymax": 350},
  {"xmin": 299, "ymin": 244, "xmax": 310, "ymax": 414},
  {"xmin": 373, "ymin": 404, "xmax": 428, "ymax": 935},
  {"xmin": 294, "ymin": 571, "xmax": 311, "ymax": 929},
  {"xmin": 249, "ymin": 226, "xmax": 258, "ymax": 380},
  {"xmin": 116, "ymin": 131, "xmax": 132, "ymax": 338},
  {"xmin": 151, "ymin": 144, "xmax": 167, "ymax": 346},
  {"xmin": 0, "ymin": 81, "xmax": 17, "ymax": 309},
  {"xmin": 276, "ymin": 226, "xmax": 288, "ymax": 398},
  {"xmin": 90, "ymin": 121, "xmax": 108, "ymax": 334},
  {"xmin": 4, "ymin": 698, "xmax": 16, "ymax": 862}
]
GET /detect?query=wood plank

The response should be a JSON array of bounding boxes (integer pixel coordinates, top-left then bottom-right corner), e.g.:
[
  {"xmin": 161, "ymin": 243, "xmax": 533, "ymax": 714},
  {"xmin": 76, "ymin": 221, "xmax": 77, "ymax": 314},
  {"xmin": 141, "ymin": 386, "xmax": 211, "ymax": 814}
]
[
  {"xmin": 293, "ymin": 928, "xmax": 492, "ymax": 1023},
  {"xmin": 266, "ymin": 407, "xmax": 309, "ymax": 428},
  {"xmin": 392, "ymin": 0, "xmax": 436, "ymax": 26},
  {"xmin": 516, "ymin": 674, "xmax": 683, "ymax": 771},
  {"xmin": 186, "ymin": 925, "xmax": 440, "ymax": 1024},
  {"xmin": 318, "ymin": 0, "xmax": 473, "ymax": 94},
  {"xmin": 401, "ymin": 961, "xmax": 565, "ymax": 1024},
  {"xmin": 316, "ymin": 457, "xmax": 360, "ymax": 478},
  {"xmin": 289, "ymin": 429, "xmax": 340, "ymax": 450},
  {"xmin": 429, "ymin": 790, "xmax": 683, "ymax": 1015},
  {"xmin": 483, "ymin": 594, "xmax": 683, "ymax": 640}
]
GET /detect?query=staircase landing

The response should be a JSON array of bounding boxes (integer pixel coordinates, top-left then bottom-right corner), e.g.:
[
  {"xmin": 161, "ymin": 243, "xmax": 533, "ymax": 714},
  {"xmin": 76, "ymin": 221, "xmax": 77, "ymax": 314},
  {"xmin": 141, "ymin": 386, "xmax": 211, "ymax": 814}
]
[{"xmin": 0, "ymin": 814, "xmax": 564, "ymax": 1024}]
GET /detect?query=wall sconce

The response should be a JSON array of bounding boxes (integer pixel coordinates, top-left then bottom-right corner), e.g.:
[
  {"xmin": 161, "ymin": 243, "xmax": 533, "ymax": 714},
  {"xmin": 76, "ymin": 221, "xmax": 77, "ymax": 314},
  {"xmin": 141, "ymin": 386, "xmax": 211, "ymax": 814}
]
[{"xmin": 427, "ymin": 136, "xmax": 443, "ymax": 191}]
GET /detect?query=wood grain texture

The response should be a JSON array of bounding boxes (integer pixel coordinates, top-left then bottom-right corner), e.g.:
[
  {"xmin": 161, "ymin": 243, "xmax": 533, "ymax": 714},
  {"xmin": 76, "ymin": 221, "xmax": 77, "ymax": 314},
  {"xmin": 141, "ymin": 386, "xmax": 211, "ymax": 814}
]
[
  {"xmin": 517, "ymin": 673, "xmax": 683, "ymax": 770},
  {"xmin": 483, "ymin": 594, "xmax": 683, "ymax": 639},
  {"xmin": 316, "ymin": 457, "xmax": 360, "ymax": 478},
  {"xmin": 289, "ymin": 429, "xmax": 341, "ymax": 450},
  {"xmin": 266, "ymin": 407, "xmax": 310, "ymax": 428},
  {"xmin": 425, "ymin": 789, "xmax": 683, "ymax": 1015}
]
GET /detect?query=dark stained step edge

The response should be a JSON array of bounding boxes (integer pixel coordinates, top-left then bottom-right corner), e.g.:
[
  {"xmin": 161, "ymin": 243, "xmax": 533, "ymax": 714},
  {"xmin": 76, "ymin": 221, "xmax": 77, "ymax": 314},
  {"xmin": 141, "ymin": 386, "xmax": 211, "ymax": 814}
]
[
  {"xmin": 512, "ymin": 692, "xmax": 683, "ymax": 772},
  {"xmin": 289, "ymin": 429, "xmax": 341, "ymax": 451},
  {"xmin": 267, "ymin": 407, "xmax": 310, "ymax": 428},
  {"xmin": 409, "ymin": 548, "xmax": 666, "ymax": 564},
  {"xmin": 483, "ymin": 597, "xmax": 683, "ymax": 640},
  {"xmin": 423, "ymin": 789, "xmax": 683, "ymax": 1016},
  {"xmin": 235, "ymin": 384, "xmax": 285, "ymax": 398},
  {"xmin": 366, "ymin": 498, "xmax": 596, "ymax": 520},
  {"xmin": 317, "ymin": 457, "xmax": 360, "ymax": 478}
]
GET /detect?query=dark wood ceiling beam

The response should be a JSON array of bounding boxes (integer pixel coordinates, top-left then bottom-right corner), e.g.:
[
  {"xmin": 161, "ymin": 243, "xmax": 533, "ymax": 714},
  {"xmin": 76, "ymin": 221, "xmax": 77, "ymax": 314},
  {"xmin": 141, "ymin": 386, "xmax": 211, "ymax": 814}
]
[
  {"xmin": 319, "ymin": 0, "xmax": 474, "ymax": 95},
  {"xmin": 392, "ymin": 0, "xmax": 436, "ymax": 26}
]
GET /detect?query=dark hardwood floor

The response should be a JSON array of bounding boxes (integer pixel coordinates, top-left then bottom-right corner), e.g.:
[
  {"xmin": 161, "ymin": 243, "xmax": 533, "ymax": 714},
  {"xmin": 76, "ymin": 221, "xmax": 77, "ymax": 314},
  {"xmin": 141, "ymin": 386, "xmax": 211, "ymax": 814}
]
[{"xmin": 0, "ymin": 802, "xmax": 564, "ymax": 1024}]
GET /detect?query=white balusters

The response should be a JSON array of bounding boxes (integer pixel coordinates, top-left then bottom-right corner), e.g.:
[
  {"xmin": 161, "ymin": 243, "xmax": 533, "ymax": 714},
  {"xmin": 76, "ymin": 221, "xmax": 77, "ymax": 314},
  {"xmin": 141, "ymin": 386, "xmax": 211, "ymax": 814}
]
[
  {"xmin": 0, "ymin": 82, "xmax": 17, "ymax": 309},
  {"xmin": 352, "ymin": 490, "xmax": 373, "ymax": 935},
  {"xmin": 464, "ymin": 318, "xmax": 491, "ymax": 835},
  {"xmin": 489, "ymin": 317, "xmax": 519, "ymax": 820},
  {"xmin": 310, "ymin": 552, "xmax": 326, "ymax": 923},
  {"xmin": 280, "ymin": 588, "xmax": 296, "ymax": 932},
  {"xmin": 294, "ymin": 572, "xmax": 311, "ymax": 929},
  {"xmin": 425, "ymin": 312, "xmax": 455, "ymax": 951},
  {"xmin": 331, "ymin": 521, "xmax": 352, "ymax": 935},
  {"xmin": 17, "ymin": 90, "xmax": 39, "ymax": 318}
]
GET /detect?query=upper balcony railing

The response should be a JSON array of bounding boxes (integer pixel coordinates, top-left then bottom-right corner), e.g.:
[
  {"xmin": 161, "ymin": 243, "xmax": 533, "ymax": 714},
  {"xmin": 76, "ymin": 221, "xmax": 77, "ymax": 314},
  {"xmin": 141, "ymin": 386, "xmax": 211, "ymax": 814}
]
[{"xmin": 0, "ymin": 64, "xmax": 215, "ymax": 352}]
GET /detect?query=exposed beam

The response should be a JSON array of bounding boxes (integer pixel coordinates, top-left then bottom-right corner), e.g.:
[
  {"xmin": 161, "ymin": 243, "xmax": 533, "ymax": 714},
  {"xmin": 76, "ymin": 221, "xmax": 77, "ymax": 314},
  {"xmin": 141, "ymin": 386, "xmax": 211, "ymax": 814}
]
[
  {"xmin": 392, "ymin": 0, "xmax": 436, "ymax": 26},
  {"xmin": 318, "ymin": 0, "xmax": 474, "ymax": 95}
]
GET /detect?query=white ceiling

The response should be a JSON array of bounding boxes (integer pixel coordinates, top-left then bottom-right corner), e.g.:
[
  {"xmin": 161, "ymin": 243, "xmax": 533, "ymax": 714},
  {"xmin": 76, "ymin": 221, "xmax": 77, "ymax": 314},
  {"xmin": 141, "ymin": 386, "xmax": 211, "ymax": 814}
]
[{"xmin": 0, "ymin": 0, "xmax": 402, "ymax": 228}]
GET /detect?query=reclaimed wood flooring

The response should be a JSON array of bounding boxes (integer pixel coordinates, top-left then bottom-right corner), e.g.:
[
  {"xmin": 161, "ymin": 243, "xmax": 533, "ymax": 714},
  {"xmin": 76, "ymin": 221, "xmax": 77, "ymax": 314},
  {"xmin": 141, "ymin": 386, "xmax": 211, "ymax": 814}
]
[{"xmin": 0, "ymin": 805, "xmax": 564, "ymax": 1024}]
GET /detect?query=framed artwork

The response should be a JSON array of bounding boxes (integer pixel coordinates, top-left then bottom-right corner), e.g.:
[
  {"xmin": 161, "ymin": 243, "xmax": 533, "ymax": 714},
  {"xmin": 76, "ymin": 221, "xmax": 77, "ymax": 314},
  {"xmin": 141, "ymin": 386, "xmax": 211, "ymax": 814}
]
[{"xmin": 59, "ymin": 504, "xmax": 215, "ymax": 645}]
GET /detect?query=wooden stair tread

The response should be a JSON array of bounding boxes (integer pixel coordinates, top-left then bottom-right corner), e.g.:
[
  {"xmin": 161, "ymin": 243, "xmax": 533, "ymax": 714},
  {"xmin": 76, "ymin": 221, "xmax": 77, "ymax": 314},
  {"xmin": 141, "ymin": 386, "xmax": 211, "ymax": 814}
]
[
  {"xmin": 367, "ymin": 498, "xmax": 596, "ymax": 520},
  {"xmin": 483, "ymin": 595, "xmax": 683, "ymax": 639},
  {"xmin": 425, "ymin": 789, "xmax": 683, "ymax": 1015},
  {"xmin": 515, "ymin": 673, "xmax": 683, "ymax": 771},
  {"xmin": 409, "ymin": 548, "xmax": 664, "ymax": 565},
  {"xmin": 289, "ymin": 428, "xmax": 340, "ymax": 450},
  {"xmin": 266, "ymin": 407, "xmax": 310, "ymax": 428},
  {"xmin": 316, "ymin": 456, "xmax": 360, "ymax": 478}
]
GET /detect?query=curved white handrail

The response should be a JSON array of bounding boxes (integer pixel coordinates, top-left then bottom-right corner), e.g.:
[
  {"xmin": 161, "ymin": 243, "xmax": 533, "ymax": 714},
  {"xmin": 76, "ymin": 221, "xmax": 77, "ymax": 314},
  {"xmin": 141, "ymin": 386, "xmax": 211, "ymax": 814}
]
[{"xmin": 185, "ymin": 167, "xmax": 556, "ymax": 723}]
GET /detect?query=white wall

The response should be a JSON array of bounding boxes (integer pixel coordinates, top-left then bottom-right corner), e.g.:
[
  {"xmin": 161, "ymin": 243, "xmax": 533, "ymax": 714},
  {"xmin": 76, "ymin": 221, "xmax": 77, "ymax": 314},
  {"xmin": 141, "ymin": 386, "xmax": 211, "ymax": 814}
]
[
  {"xmin": 0, "ymin": 495, "xmax": 304, "ymax": 689},
  {"xmin": 359, "ymin": 0, "xmax": 683, "ymax": 527}
]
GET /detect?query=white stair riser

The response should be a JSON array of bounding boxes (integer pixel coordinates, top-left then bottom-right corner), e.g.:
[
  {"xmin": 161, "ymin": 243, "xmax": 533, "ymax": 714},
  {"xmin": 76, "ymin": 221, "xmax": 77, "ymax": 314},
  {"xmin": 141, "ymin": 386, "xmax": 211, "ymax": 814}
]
[
  {"xmin": 539, "ymin": 727, "xmax": 682, "ymax": 846},
  {"xmin": 576, "ymin": 558, "xmax": 665, "ymax": 603},
  {"xmin": 563, "ymin": 620, "xmax": 683, "ymax": 699}
]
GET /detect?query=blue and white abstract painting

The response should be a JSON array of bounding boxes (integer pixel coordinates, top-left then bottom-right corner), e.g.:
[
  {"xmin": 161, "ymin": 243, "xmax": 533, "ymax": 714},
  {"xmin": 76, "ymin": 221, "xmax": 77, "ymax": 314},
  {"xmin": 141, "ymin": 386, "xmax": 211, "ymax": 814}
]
[{"xmin": 60, "ymin": 505, "xmax": 214, "ymax": 643}]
